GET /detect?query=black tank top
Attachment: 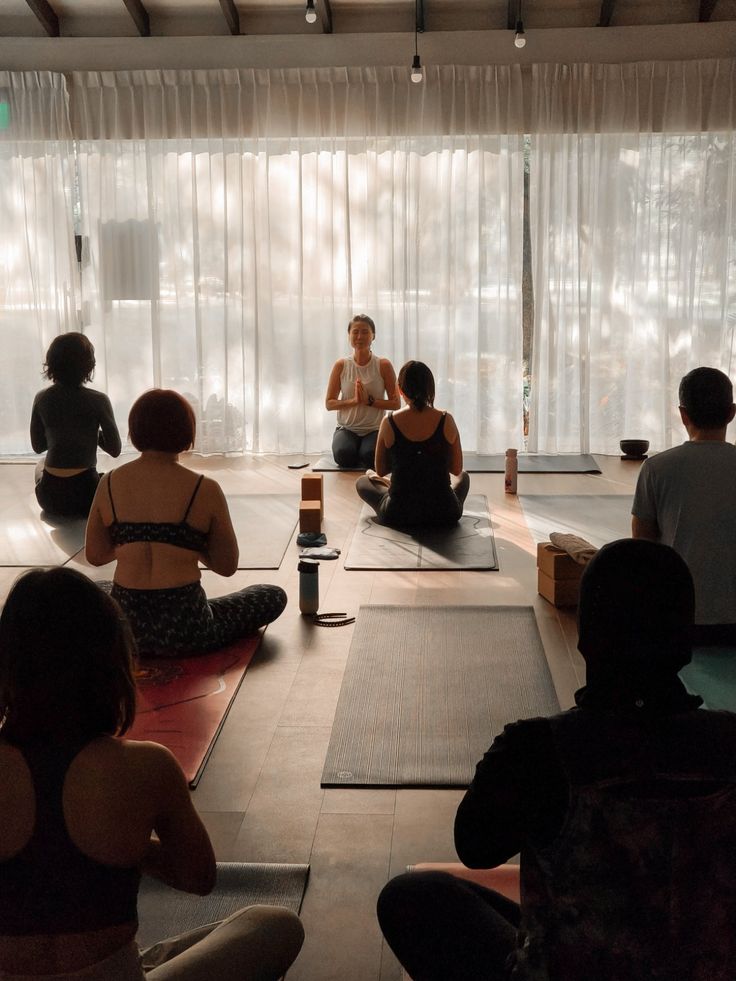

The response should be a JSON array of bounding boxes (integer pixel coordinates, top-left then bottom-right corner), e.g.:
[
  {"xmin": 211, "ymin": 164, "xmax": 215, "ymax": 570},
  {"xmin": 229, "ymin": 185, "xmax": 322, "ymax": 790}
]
[
  {"xmin": 380, "ymin": 412, "xmax": 462, "ymax": 528},
  {"xmin": 0, "ymin": 739, "xmax": 140, "ymax": 935}
]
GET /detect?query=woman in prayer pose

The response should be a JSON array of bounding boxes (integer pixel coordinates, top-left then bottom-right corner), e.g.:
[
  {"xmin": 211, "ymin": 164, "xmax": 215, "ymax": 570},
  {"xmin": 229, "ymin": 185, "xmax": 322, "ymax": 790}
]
[
  {"xmin": 86, "ymin": 389, "xmax": 285, "ymax": 657},
  {"xmin": 0, "ymin": 567, "xmax": 304, "ymax": 980},
  {"xmin": 31, "ymin": 332, "xmax": 121, "ymax": 516},
  {"xmin": 325, "ymin": 314, "xmax": 400, "ymax": 469},
  {"xmin": 355, "ymin": 360, "xmax": 470, "ymax": 527}
]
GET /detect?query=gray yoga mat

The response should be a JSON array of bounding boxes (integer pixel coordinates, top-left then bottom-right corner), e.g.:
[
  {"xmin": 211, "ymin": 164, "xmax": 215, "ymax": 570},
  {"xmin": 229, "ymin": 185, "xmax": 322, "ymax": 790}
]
[
  {"xmin": 519, "ymin": 494, "xmax": 633, "ymax": 549},
  {"xmin": 226, "ymin": 494, "xmax": 299, "ymax": 569},
  {"xmin": 464, "ymin": 453, "xmax": 600, "ymax": 474},
  {"xmin": 137, "ymin": 862, "xmax": 310, "ymax": 949},
  {"xmin": 321, "ymin": 605, "xmax": 559, "ymax": 788},
  {"xmin": 313, "ymin": 455, "xmax": 364, "ymax": 472},
  {"xmin": 344, "ymin": 495, "xmax": 498, "ymax": 571},
  {"xmin": 313, "ymin": 453, "xmax": 601, "ymax": 474}
]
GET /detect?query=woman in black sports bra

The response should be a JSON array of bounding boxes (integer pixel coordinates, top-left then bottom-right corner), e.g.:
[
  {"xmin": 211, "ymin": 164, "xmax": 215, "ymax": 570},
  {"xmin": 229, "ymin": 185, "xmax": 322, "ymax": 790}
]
[
  {"xmin": 0, "ymin": 567, "xmax": 304, "ymax": 980},
  {"xmin": 85, "ymin": 389, "xmax": 286, "ymax": 657},
  {"xmin": 355, "ymin": 361, "xmax": 470, "ymax": 528}
]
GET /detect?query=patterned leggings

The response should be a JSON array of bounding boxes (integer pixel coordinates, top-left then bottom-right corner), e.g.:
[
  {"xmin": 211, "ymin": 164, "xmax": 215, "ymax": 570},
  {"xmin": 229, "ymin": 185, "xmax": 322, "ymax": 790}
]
[{"xmin": 108, "ymin": 581, "xmax": 287, "ymax": 657}]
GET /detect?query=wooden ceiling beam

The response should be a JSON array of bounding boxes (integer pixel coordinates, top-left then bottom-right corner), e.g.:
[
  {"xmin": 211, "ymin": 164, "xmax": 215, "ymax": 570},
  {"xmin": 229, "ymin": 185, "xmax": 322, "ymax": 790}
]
[
  {"xmin": 122, "ymin": 0, "xmax": 150, "ymax": 36},
  {"xmin": 218, "ymin": 0, "xmax": 240, "ymax": 35},
  {"xmin": 699, "ymin": 0, "xmax": 718, "ymax": 21},
  {"xmin": 24, "ymin": 0, "xmax": 59, "ymax": 37},
  {"xmin": 598, "ymin": 0, "xmax": 616, "ymax": 27},
  {"xmin": 317, "ymin": 0, "xmax": 333, "ymax": 34}
]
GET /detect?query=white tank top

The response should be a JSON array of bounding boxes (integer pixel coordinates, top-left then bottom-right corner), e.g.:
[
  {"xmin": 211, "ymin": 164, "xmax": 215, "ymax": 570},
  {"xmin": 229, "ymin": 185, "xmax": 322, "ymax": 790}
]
[{"xmin": 337, "ymin": 354, "xmax": 386, "ymax": 436}]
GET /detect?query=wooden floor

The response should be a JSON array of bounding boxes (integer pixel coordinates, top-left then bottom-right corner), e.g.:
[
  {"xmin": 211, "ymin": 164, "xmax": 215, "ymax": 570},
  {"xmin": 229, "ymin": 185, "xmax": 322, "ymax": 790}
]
[{"xmin": 0, "ymin": 454, "xmax": 642, "ymax": 981}]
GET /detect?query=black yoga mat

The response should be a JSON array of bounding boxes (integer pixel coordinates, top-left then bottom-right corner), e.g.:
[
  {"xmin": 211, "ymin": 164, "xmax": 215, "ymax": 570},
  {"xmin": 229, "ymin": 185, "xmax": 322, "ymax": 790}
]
[
  {"xmin": 226, "ymin": 494, "xmax": 299, "ymax": 569},
  {"xmin": 312, "ymin": 455, "xmax": 364, "ymax": 472},
  {"xmin": 321, "ymin": 605, "xmax": 559, "ymax": 788},
  {"xmin": 137, "ymin": 862, "xmax": 310, "ymax": 949},
  {"xmin": 343, "ymin": 495, "xmax": 498, "ymax": 571},
  {"xmin": 463, "ymin": 453, "xmax": 601, "ymax": 474}
]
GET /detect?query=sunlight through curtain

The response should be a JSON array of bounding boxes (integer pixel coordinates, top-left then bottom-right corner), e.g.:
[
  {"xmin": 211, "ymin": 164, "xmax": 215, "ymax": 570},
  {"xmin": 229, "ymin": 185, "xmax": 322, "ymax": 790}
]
[
  {"xmin": 528, "ymin": 60, "xmax": 736, "ymax": 454},
  {"xmin": 0, "ymin": 72, "xmax": 79, "ymax": 455},
  {"xmin": 70, "ymin": 67, "xmax": 525, "ymax": 455}
]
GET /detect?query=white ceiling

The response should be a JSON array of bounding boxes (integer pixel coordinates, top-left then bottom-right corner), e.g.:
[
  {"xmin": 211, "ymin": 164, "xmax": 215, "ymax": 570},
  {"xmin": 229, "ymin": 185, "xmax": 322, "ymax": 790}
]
[{"xmin": 5, "ymin": 0, "xmax": 736, "ymax": 39}]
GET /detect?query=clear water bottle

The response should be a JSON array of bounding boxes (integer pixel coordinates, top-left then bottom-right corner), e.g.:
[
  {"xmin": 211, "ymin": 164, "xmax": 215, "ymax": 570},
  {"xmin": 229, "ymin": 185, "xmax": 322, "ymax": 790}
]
[
  {"xmin": 504, "ymin": 448, "xmax": 518, "ymax": 495},
  {"xmin": 298, "ymin": 558, "xmax": 320, "ymax": 615}
]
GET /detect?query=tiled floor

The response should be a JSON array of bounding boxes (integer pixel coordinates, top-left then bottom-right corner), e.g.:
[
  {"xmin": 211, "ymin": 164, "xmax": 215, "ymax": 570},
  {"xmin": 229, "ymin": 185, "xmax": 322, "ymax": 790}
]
[{"xmin": 0, "ymin": 453, "xmax": 641, "ymax": 980}]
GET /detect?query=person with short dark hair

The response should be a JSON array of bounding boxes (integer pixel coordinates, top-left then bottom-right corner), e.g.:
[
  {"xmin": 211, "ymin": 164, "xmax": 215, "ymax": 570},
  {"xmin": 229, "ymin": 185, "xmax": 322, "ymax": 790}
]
[
  {"xmin": 85, "ymin": 389, "xmax": 286, "ymax": 657},
  {"xmin": 325, "ymin": 314, "xmax": 400, "ymax": 469},
  {"xmin": 0, "ymin": 567, "xmax": 304, "ymax": 981},
  {"xmin": 355, "ymin": 360, "xmax": 470, "ymax": 527},
  {"xmin": 377, "ymin": 539, "xmax": 736, "ymax": 981},
  {"xmin": 632, "ymin": 366, "xmax": 736, "ymax": 644},
  {"xmin": 30, "ymin": 332, "xmax": 121, "ymax": 516}
]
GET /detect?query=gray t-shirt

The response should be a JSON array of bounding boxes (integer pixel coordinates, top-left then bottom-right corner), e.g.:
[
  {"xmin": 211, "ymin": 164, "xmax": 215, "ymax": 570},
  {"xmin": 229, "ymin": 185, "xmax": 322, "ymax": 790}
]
[{"xmin": 632, "ymin": 441, "xmax": 736, "ymax": 625}]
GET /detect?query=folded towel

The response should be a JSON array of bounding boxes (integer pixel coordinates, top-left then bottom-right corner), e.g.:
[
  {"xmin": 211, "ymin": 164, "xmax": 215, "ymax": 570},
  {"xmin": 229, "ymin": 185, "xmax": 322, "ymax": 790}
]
[
  {"xmin": 300, "ymin": 546, "xmax": 341, "ymax": 560},
  {"xmin": 297, "ymin": 532, "xmax": 327, "ymax": 547},
  {"xmin": 549, "ymin": 532, "xmax": 598, "ymax": 566}
]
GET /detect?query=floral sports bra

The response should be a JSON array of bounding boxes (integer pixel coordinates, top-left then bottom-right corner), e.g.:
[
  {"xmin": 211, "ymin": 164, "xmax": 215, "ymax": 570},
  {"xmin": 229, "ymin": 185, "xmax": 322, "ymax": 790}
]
[{"xmin": 107, "ymin": 473, "xmax": 208, "ymax": 552}]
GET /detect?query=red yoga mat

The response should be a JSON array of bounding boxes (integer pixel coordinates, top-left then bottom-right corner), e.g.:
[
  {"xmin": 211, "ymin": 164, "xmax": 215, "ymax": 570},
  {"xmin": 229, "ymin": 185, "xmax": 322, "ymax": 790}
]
[{"xmin": 127, "ymin": 635, "xmax": 261, "ymax": 787}]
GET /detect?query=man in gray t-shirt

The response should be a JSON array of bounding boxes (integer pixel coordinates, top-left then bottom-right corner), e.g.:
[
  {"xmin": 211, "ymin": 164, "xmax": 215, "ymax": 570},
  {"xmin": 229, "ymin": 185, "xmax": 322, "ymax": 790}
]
[{"xmin": 632, "ymin": 367, "xmax": 736, "ymax": 642}]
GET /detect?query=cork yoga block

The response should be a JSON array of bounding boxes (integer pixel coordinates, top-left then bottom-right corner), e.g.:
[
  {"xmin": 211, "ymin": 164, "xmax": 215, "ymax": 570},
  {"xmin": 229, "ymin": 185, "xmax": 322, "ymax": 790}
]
[
  {"xmin": 301, "ymin": 474, "xmax": 324, "ymax": 518},
  {"xmin": 536, "ymin": 542, "xmax": 584, "ymax": 582},
  {"xmin": 299, "ymin": 499, "xmax": 322, "ymax": 533}
]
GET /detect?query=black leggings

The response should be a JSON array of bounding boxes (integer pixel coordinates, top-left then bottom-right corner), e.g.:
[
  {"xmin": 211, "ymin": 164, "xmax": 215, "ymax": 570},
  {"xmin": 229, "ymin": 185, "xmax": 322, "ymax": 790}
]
[
  {"xmin": 108, "ymin": 580, "xmax": 287, "ymax": 657},
  {"xmin": 331, "ymin": 428, "xmax": 378, "ymax": 469},
  {"xmin": 35, "ymin": 468, "xmax": 100, "ymax": 517},
  {"xmin": 377, "ymin": 871, "xmax": 520, "ymax": 981}
]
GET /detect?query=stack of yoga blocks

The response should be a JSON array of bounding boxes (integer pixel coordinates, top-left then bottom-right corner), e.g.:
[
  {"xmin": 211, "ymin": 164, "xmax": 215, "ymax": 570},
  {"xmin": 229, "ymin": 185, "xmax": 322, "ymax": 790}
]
[
  {"xmin": 536, "ymin": 542, "xmax": 583, "ymax": 608},
  {"xmin": 299, "ymin": 474, "xmax": 324, "ymax": 533}
]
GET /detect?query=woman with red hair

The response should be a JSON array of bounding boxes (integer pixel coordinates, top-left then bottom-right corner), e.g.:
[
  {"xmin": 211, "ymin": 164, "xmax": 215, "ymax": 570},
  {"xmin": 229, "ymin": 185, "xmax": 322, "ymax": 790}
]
[{"xmin": 85, "ymin": 389, "xmax": 286, "ymax": 657}]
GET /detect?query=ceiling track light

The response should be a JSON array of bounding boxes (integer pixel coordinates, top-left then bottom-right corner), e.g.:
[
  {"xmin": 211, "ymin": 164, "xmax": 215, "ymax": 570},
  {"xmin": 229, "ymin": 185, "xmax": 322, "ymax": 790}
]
[
  {"xmin": 305, "ymin": 0, "xmax": 317, "ymax": 24},
  {"xmin": 410, "ymin": 0, "xmax": 424, "ymax": 83}
]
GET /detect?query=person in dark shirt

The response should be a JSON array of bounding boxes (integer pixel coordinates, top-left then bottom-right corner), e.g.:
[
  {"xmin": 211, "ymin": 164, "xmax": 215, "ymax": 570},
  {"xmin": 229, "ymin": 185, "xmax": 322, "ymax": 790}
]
[
  {"xmin": 355, "ymin": 360, "xmax": 470, "ymax": 527},
  {"xmin": 377, "ymin": 539, "xmax": 736, "ymax": 981},
  {"xmin": 30, "ymin": 332, "xmax": 121, "ymax": 517},
  {"xmin": 0, "ymin": 566, "xmax": 304, "ymax": 980}
]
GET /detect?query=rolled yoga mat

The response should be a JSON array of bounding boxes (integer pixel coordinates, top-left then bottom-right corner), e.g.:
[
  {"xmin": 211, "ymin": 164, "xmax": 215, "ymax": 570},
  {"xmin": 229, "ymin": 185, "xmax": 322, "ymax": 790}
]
[
  {"xmin": 344, "ymin": 495, "xmax": 498, "ymax": 571},
  {"xmin": 137, "ymin": 862, "xmax": 310, "ymax": 949},
  {"xmin": 127, "ymin": 635, "xmax": 261, "ymax": 787},
  {"xmin": 226, "ymin": 494, "xmax": 299, "ymax": 569},
  {"xmin": 321, "ymin": 605, "xmax": 559, "ymax": 788}
]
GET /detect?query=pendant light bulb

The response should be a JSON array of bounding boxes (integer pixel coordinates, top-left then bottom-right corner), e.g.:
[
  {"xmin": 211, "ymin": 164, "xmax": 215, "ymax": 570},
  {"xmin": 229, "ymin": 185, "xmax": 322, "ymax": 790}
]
[
  {"xmin": 411, "ymin": 54, "xmax": 423, "ymax": 83},
  {"xmin": 305, "ymin": 0, "xmax": 317, "ymax": 24},
  {"xmin": 514, "ymin": 19, "xmax": 526, "ymax": 47}
]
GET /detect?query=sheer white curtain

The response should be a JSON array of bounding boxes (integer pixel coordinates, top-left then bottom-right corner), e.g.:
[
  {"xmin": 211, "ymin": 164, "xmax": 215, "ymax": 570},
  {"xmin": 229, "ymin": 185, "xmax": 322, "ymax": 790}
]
[
  {"xmin": 528, "ymin": 60, "xmax": 736, "ymax": 454},
  {"xmin": 71, "ymin": 67, "xmax": 525, "ymax": 455},
  {"xmin": 0, "ymin": 72, "xmax": 78, "ymax": 455}
]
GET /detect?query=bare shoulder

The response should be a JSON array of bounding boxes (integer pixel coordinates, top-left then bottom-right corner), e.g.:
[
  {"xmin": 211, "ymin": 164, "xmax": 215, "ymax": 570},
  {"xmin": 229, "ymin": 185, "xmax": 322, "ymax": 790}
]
[{"xmin": 443, "ymin": 412, "xmax": 459, "ymax": 441}]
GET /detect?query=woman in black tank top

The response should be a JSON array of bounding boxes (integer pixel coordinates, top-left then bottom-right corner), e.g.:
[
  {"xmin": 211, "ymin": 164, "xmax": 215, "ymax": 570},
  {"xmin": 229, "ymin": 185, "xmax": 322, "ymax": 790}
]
[{"xmin": 355, "ymin": 361, "xmax": 470, "ymax": 528}]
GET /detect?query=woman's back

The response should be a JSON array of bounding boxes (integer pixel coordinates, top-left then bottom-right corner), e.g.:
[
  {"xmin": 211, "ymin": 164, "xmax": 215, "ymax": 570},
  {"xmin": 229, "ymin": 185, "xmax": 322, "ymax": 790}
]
[
  {"xmin": 0, "ymin": 736, "xmax": 179, "ymax": 976},
  {"xmin": 88, "ymin": 457, "xmax": 238, "ymax": 589},
  {"xmin": 382, "ymin": 408, "xmax": 461, "ymax": 527}
]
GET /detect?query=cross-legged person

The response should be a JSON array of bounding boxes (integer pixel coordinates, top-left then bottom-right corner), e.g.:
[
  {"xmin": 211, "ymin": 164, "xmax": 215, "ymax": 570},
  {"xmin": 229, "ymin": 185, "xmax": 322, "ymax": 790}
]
[
  {"xmin": 378, "ymin": 539, "xmax": 736, "ymax": 981},
  {"xmin": 356, "ymin": 360, "xmax": 470, "ymax": 528},
  {"xmin": 85, "ymin": 389, "xmax": 286, "ymax": 657}
]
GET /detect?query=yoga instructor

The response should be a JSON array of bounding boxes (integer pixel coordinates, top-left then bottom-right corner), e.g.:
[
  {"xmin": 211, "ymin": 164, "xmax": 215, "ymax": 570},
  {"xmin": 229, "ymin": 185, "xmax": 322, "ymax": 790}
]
[{"xmin": 325, "ymin": 314, "xmax": 400, "ymax": 469}]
